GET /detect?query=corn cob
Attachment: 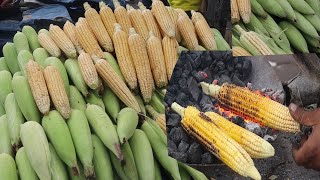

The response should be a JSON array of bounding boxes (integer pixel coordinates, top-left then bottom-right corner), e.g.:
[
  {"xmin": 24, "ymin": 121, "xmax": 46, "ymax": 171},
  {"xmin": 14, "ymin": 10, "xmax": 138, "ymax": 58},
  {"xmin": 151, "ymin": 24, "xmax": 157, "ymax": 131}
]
[
  {"xmin": 117, "ymin": 107, "xmax": 139, "ymax": 144},
  {"xmin": 237, "ymin": 0, "xmax": 251, "ymax": 23},
  {"xmin": 200, "ymin": 82, "xmax": 300, "ymax": 133},
  {"xmin": 128, "ymin": 28, "xmax": 154, "ymax": 102},
  {"xmin": 33, "ymin": 48, "xmax": 49, "ymax": 68},
  {"xmin": 166, "ymin": 6, "xmax": 182, "ymax": 43},
  {"xmin": 99, "ymin": 1, "xmax": 117, "ymax": 38},
  {"xmin": 145, "ymin": 105, "xmax": 166, "ymax": 133},
  {"xmin": 84, "ymin": 2, "xmax": 114, "ymax": 52},
  {"xmin": 22, "ymin": 26, "xmax": 41, "ymax": 51},
  {"xmin": 276, "ymin": 0, "xmax": 297, "ymax": 22},
  {"xmin": 95, "ymin": 59, "xmax": 141, "ymax": 112},
  {"xmin": 245, "ymin": 13, "xmax": 270, "ymax": 37},
  {"xmin": 0, "ymin": 151, "xmax": 17, "ymax": 180},
  {"xmin": 2, "ymin": 43, "xmax": 20, "ymax": 74},
  {"xmin": 251, "ymin": 0, "xmax": 267, "ymax": 18},
  {"xmin": 175, "ymin": 8, "xmax": 189, "ymax": 18},
  {"xmin": 212, "ymin": 28, "xmax": 231, "ymax": 50},
  {"xmin": 191, "ymin": 11, "xmax": 217, "ymax": 50},
  {"xmin": 75, "ymin": 18, "xmax": 104, "ymax": 58},
  {"xmin": 112, "ymin": 24, "xmax": 138, "ymax": 91},
  {"xmin": 38, "ymin": 29, "xmax": 61, "ymax": 57},
  {"xmin": 0, "ymin": 115, "xmax": 12, "ymax": 156},
  {"xmin": 151, "ymin": 0, "xmax": 175, "ymax": 37},
  {"xmin": 235, "ymin": 25, "xmax": 274, "ymax": 55},
  {"xmin": 113, "ymin": 0, "xmax": 132, "ymax": 34},
  {"xmin": 48, "ymin": 24, "xmax": 77, "ymax": 58},
  {"xmin": 25, "ymin": 61, "xmax": 50, "ymax": 115},
  {"xmin": 146, "ymin": 32, "xmax": 168, "ymax": 88},
  {"xmin": 15, "ymin": 147, "xmax": 39, "ymax": 180},
  {"xmin": 78, "ymin": 52, "xmax": 100, "ymax": 90},
  {"xmin": 171, "ymin": 103, "xmax": 261, "ymax": 180},
  {"xmin": 63, "ymin": 21, "xmax": 83, "ymax": 53},
  {"xmin": 138, "ymin": 2, "xmax": 162, "ymax": 40},
  {"xmin": 127, "ymin": 4, "xmax": 149, "ymax": 41},
  {"xmin": 177, "ymin": 13, "xmax": 199, "ymax": 50},
  {"xmin": 13, "ymin": 31, "xmax": 30, "ymax": 53},
  {"xmin": 17, "ymin": 50, "xmax": 33, "ymax": 76},
  {"xmin": 305, "ymin": 0, "xmax": 320, "ymax": 17},
  {"xmin": 104, "ymin": 52, "xmax": 125, "ymax": 81},
  {"xmin": 48, "ymin": 143, "xmax": 69, "ymax": 180},
  {"xmin": 162, "ymin": 36, "xmax": 178, "ymax": 80},
  {"xmin": 64, "ymin": 59, "xmax": 88, "ymax": 96},
  {"xmin": 44, "ymin": 65, "xmax": 71, "ymax": 119},
  {"xmin": 231, "ymin": 0, "xmax": 240, "ymax": 23},
  {"xmin": 255, "ymin": 0, "xmax": 287, "ymax": 18},
  {"xmin": 287, "ymin": 0, "xmax": 315, "ymax": 15},
  {"xmin": 232, "ymin": 46, "xmax": 252, "ymax": 56},
  {"xmin": 290, "ymin": 11, "xmax": 320, "ymax": 39},
  {"xmin": 205, "ymin": 112, "xmax": 275, "ymax": 158},
  {"xmin": 0, "ymin": 70, "xmax": 12, "ymax": 106}
]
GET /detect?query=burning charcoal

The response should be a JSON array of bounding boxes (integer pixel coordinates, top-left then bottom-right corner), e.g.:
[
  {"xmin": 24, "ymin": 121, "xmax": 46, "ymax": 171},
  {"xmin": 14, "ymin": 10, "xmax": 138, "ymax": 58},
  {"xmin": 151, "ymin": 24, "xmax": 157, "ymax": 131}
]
[
  {"xmin": 231, "ymin": 74, "xmax": 246, "ymax": 87},
  {"xmin": 201, "ymin": 152, "xmax": 215, "ymax": 164},
  {"xmin": 187, "ymin": 142, "xmax": 203, "ymax": 164},
  {"xmin": 231, "ymin": 116, "xmax": 245, "ymax": 127},
  {"xmin": 216, "ymin": 61, "xmax": 225, "ymax": 71},
  {"xmin": 168, "ymin": 139, "xmax": 178, "ymax": 152},
  {"xmin": 170, "ymin": 151, "xmax": 188, "ymax": 162},
  {"xmin": 218, "ymin": 74, "xmax": 231, "ymax": 84},
  {"xmin": 166, "ymin": 113, "xmax": 181, "ymax": 126},
  {"xmin": 191, "ymin": 71, "xmax": 206, "ymax": 82},
  {"xmin": 199, "ymin": 95, "xmax": 213, "ymax": 109},
  {"xmin": 187, "ymin": 77, "xmax": 201, "ymax": 101},
  {"xmin": 178, "ymin": 140, "xmax": 190, "ymax": 153}
]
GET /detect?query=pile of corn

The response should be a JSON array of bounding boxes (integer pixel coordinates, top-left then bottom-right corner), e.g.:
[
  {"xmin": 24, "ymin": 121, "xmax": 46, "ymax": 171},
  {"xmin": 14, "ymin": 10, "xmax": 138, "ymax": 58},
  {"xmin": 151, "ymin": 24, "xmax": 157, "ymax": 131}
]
[
  {"xmin": 231, "ymin": 0, "xmax": 320, "ymax": 56},
  {"xmin": 0, "ymin": 0, "xmax": 226, "ymax": 179}
]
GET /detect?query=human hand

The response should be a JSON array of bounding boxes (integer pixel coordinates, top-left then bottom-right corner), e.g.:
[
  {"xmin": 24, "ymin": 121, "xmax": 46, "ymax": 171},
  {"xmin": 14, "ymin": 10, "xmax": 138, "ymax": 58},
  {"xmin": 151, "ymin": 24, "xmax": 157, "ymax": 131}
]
[{"xmin": 289, "ymin": 103, "xmax": 320, "ymax": 171}]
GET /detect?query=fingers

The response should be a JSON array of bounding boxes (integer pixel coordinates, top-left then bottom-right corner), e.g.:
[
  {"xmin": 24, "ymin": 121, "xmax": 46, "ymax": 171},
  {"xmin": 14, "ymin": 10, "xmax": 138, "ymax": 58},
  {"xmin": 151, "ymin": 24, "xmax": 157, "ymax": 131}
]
[{"xmin": 289, "ymin": 103, "xmax": 320, "ymax": 126}]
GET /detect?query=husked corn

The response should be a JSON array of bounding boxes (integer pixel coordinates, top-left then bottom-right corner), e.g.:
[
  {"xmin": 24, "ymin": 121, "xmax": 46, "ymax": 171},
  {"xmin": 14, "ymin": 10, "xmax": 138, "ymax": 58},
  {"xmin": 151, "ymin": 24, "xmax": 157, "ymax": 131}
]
[
  {"xmin": 127, "ymin": 4, "xmax": 149, "ymax": 41},
  {"xmin": 146, "ymin": 105, "xmax": 166, "ymax": 133},
  {"xmin": 113, "ymin": 0, "xmax": 132, "ymax": 34},
  {"xmin": 177, "ymin": 13, "xmax": 199, "ymax": 50},
  {"xmin": 38, "ymin": 29, "xmax": 61, "ymax": 57},
  {"xmin": 237, "ymin": 0, "xmax": 251, "ymax": 23},
  {"xmin": 78, "ymin": 52, "xmax": 100, "ymax": 90},
  {"xmin": 162, "ymin": 36, "xmax": 178, "ymax": 80},
  {"xmin": 138, "ymin": 2, "xmax": 162, "ymax": 40},
  {"xmin": 99, "ymin": 1, "xmax": 117, "ymax": 38},
  {"xmin": 166, "ymin": 6, "xmax": 182, "ymax": 43},
  {"xmin": 232, "ymin": 46, "xmax": 252, "ymax": 56},
  {"xmin": 231, "ymin": 0, "xmax": 240, "ymax": 23},
  {"xmin": 152, "ymin": 0, "xmax": 175, "ymax": 37},
  {"xmin": 63, "ymin": 21, "xmax": 83, "ymax": 53}
]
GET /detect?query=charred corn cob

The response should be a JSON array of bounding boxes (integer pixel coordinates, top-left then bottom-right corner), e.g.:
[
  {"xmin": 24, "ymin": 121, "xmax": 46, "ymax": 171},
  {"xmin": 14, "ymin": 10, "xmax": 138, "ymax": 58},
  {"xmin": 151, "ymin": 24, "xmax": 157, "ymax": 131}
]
[
  {"xmin": 177, "ymin": 13, "xmax": 199, "ymax": 50},
  {"xmin": 128, "ymin": 28, "xmax": 154, "ymax": 103},
  {"xmin": 75, "ymin": 18, "xmax": 104, "ymax": 58},
  {"xmin": 84, "ymin": 2, "xmax": 114, "ymax": 52},
  {"xmin": 205, "ymin": 112, "xmax": 275, "ymax": 158},
  {"xmin": 113, "ymin": 0, "xmax": 132, "ymax": 34},
  {"xmin": 95, "ymin": 59, "xmax": 141, "ymax": 112},
  {"xmin": 63, "ymin": 21, "xmax": 83, "ymax": 53},
  {"xmin": 25, "ymin": 61, "xmax": 50, "ymax": 115},
  {"xmin": 78, "ymin": 52, "xmax": 99, "ymax": 90},
  {"xmin": 44, "ymin": 65, "xmax": 71, "ymax": 119},
  {"xmin": 200, "ymin": 82, "xmax": 300, "ymax": 133},
  {"xmin": 151, "ymin": 0, "xmax": 175, "ymax": 37},
  {"xmin": 232, "ymin": 46, "xmax": 252, "ymax": 56},
  {"xmin": 166, "ymin": 6, "xmax": 182, "ymax": 43},
  {"xmin": 49, "ymin": 24, "xmax": 77, "ymax": 58},
  {"xmin": 191, "ymin": 11, "xmax": 217, "ymax": 50},
  {"xmin": 237, "ymin": 0, "xmax": 251, "ymax": 23},
  {"xmin": 127, "ymin": 4, "xmax": 149, "ymax": 41},
  {"xmin": 146, "ymin": 105, "xmax": 166, "ymax": 133},
  {"xmin": 138, "ymin": 2, "xmax": 162, "ymax": 40},
  {"xmin": 162, "ymin": 36, "xmax": 178, "ymax": 80},
  {"xmin": 38, "ymin": 29, "xmax": 61, "ymax": 57},
  {"xmin": 171, "ymin": 103, "xmax": 261, "ymax": 180},
  {"xmin": 146, "ymin": 32, "xmax": 168, "ymax": 88},
  {"xmin": 99, "ymin": 1, "xmax": 117, "ymax": 38},
  {"xmin": 231, "ymin": 0, "xmax": 240, "ymax": 23}
]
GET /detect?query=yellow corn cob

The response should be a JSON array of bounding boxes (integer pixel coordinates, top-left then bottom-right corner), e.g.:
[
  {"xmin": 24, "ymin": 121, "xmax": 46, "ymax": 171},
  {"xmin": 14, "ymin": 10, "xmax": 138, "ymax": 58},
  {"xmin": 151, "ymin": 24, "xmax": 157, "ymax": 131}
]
[
  {"xmin": 84, "ymin": 2, "xmax": 114, "ymax": 52},
  {"xmin": 75, "ymin": 17, "xmax": 104, "ymax": 58},
  {"xmin": 191, "ymin": 11, "xmax": 217, "ymax": 50},
  {"xmin": 25, "ymin": 60, "xmax": 50, "ymax": 115},
  {"xmin": 113, "ymin": 0, "xmax": 132, "ymax": 34},
  {"xmin": 113, "ymin": 23, "xmax": 138, "ymax": 92},
  {"xmin": 166, "ymin": 6, "xmax": 182, "ymax": 43},
  {"xmin": 162, "ymin": 36, "xmax": 178, "ymax": 80},
  {"xmin": 95, "ymin": 59, "xmax": 141, "ymax": 112},
  {"xmin": 231, "ymin": 0, "xmax": 240, "ymax": 24},
  {"xmin": 171, "ymin": 103, "xmax": 261, "ymax": 180},
  {"xmin": 205, "ymin": 112, "xmax": 275, "ymax": 158},
  {"xmin": 128, "ymin": 28, "xmax": 154, "ymax": 103},
  {"xmin": 44, "ymin": 65, "xmax": 71, "ymax": 119},
  {"xmin": 177, "ymin": 13, "xmax": 199, "ymax": 50},
  {"xmin": 236, "ymin": 0, "xmax": 251, "ymax": 24},
  {"xmin": 99, "ymin": 1, "xmax": 117, "ymax": 38},
  {"xmin": 126, "ymin": 4, "xmax": 149, "ymax": 41},
  {"xmin": 151, "ymin": 0, "xmax": 175, "ymax": 38},
  {"xmin": 138, "ymin": 2, "xmax": 162, "ymax": 40},
  {"xmin": 38, "ymin": 29, "xmax": 61, "ymax": 57},
  {"xmin": 78, "ymin": 52, "xmax": 99, "ymax": 90},
  {"xmin": 146, "ymin": 32, "xmax": 168, "ymax": 88},
  {"xmin": 232, "ymin": 46, "xmax": 252, "ymax": 56},
  {"xmin": 63, "ymin": 21, "xmax": 83, "ymax": 54},
  {"xmin": 49, "ymin": 24, "xmax": 77, "ymax": 58},
  {"xmin": 146, "ymin": 105, "xmax": 166, "ymax": 133},
  {"xmin": 200, "ymin": 82, "xmax": 300, "ymax": 133}
]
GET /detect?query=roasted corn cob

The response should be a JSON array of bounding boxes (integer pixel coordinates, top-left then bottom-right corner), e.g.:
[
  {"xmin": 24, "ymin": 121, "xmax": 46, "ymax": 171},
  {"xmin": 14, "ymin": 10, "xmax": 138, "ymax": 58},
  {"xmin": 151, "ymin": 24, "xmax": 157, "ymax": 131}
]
[
  {"xmin": 166, "ymin": 6, "xmax": 182, "ymax": 43},
  {"xmin": 49, "ymin": 24, "xmax": 77, "ymax": 58},
  {"xmin": 151, "ymin": 0, "xmax": 175, "ymax": 38},
  {"xmin": 44, "ymin": 65, "xmax": 71, "ymax": 119},
  {"xmin": 146, "ymin": 105, "xmax": 166, "ymax": 133},
  {"xmin": 162, "ymin": 36, "xmax": 178, "ymax": 80},
  {"xmin": 127, "ymin": 4, "xmax": 149, "ymax": 41},
  {"xmin": 38, "ymin": 29, "xmax": 61, "ymax": 57},
  {"xmin": 232, "ymin": 46, "xmax": 252, "ymax": 56},
  {"xmin": 171, "ymin": 103, "xmax": 261, "ymax": 180},
  {"xmin": 177, "ymin": 13, "xmax": 199, "ymax": 50},
  {"xmin": 200, "ymin": 82, "xmax": 300, "ymax": 133},
  {"xmin": 95, "ymin": 59, "xmax": 141, "ymax": 112},
  {"xmin": 99, "ymin": 1, "xmax": 117, "ymax": 38},
  {"xmin": 78, "ymin": 52, "xmax": 100, "ymax": 90},
  {"xmin": 146, "ymin": 32, "xmax": 168, "ymax": 88},
  {"xmin": 113, "ymin": 0, "xmax": 132, "ymax": 34},
  {"xmin": 237, "ymin": 0, "xmax": 251, "ymax": 23},
  {"xmin": 138, "ymin": 2, "xmax": 162, "ymax": 40},
  {"xmin": 75, "ymin": 17, "xmax": 104, "ymax": 58},
  {"xmin": 231, "ymin": 0, "xmax": 240, "ymax": 23},
  {"xmin": 84, "ymin": 2, "xmax": 114, "ymax": 52},
  {"xmin": 63, "ymin": 21, "xmax": 83, "ymax": 54},
  {"xmin": 205, "ymin": 112, "xmax": 275, "ymax": 158}
]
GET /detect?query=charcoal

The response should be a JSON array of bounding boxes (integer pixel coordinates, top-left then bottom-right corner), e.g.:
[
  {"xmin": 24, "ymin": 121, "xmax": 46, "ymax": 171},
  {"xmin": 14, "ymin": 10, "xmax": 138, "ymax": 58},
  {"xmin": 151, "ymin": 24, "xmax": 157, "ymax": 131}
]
[
  {"xmin": 191, "ymin": 71, "xmax": 206, "ymax": 82},
  {"xmin": 242, "ymin": 59, "xmax": 252, "ymax": 72},
  {"xmin": 164, "ymin": 94, "xmax": 175, "ymax": 107},
  {"xmin": 178, "ymin": 78, "xmax": 188, "ymax": 92},
  {"xmin": 201, "ymin": 152, "xmax": 215, "ymax": 164},
  {"xmin": 231, "ymin": 74, "xmax": 246, "ymax": 87},
  {"xmin": 166, "ymin": 114, "xmax": 181, "ymax": 126},
  {"xmin": 183, "ymin": 62, "xmax": 192, "ymax": 74},
  {"xmin": 169, "ymin": 127, "xmax": 188, "ymax": 144},
  {"xmin": 202, "ymin": 104, "xmax": 214, "ymax": 112},
  {"xmin": 235, "ymin": 63, "xmax": 242, "ymax": 70},
  {"xmin": 201, "ymin": 53, "xmax": 212, "ymax": 69},
  {"xmin": 188, "ymin": 77, "xmax": 201, "ymax": 101},
  {"xmin": 216, "ymin": 61, "xmax": 225, "ymax": 71},
  {"xmin": 176, "ymin": 92, "xmax": 188, "ymax": 106},
  {"xmin": 226, "ymin": 63, "xmax": 234, "ymax": 72},
  {"xmin": 168, "ymin": 139, "xmax": 178, "ymax": 152},
  {"xmin": 231, "ymin": 116, "xmax": 245, "ymax": 127},
  {"xmin": 193, "ymin": 56, "xmax": 202, "ymax": 69},
  {"xmin": 170, "ymin": 151, "xmax": 188, "ymax": 162},
  {"xmin": 199, "ymin": 95, "xmax": 213, "ymax": 109},
  {"xmin": 173, "ymin": 68, "xmax": 182, "ymax": 78},
  {"xmin": 187, "ymin": 142, "xmax": 203, "ymax": 164},
  {"xmin": 218, "ymin": 74, "xmax": 231, "ymax": 84},
  {"xmin": 190, "ymin": 53, "xmax": 199, "ymax": 60},
  {"xmin": 178, "ymin": 140, "xmax": 190, "ymax": 153}
]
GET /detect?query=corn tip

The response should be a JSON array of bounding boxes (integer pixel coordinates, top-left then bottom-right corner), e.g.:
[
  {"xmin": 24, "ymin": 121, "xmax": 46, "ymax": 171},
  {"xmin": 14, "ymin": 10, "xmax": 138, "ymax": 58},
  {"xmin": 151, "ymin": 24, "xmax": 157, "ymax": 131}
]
[
  {"xmin": 261, "ymin": 140, "xmax": 275, "ymax": 158},
  {"xmin": 171, "ymin": 102, "xmax": 184, "ymax": 116},
  {"xmin": 246, "ymin": 166, "xmax": 261, "ymax": 180}
]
